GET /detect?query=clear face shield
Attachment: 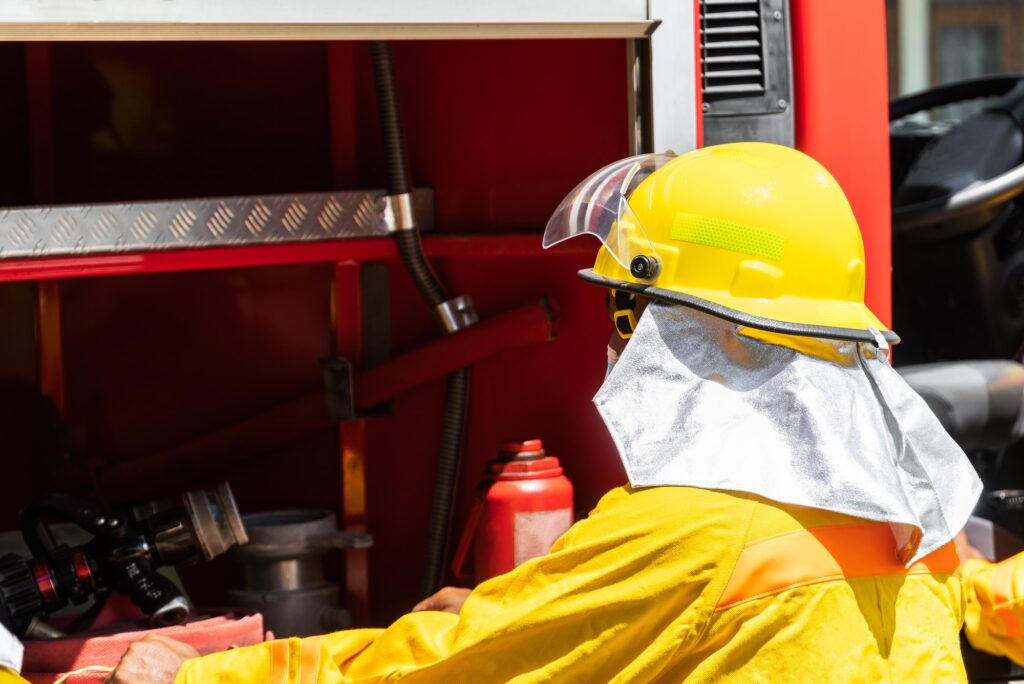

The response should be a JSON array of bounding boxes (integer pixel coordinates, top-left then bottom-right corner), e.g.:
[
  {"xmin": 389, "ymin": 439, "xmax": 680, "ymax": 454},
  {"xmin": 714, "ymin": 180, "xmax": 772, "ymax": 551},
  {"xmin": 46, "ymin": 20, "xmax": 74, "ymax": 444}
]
[{"xmin": 543, "ymin": 153, "xmax": 676, "ymax": 275}]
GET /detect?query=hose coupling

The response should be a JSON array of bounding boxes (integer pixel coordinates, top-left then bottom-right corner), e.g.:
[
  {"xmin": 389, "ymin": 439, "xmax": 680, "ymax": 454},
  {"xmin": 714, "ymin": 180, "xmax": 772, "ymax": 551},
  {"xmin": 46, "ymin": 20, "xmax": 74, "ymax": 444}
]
[
  {"xmin": 435, "ymin": 295, "xmax": 479, "ymax": 334},
  {"xmin": 381, "ymin": 192, "xmax": 417, "ymax": 233}
]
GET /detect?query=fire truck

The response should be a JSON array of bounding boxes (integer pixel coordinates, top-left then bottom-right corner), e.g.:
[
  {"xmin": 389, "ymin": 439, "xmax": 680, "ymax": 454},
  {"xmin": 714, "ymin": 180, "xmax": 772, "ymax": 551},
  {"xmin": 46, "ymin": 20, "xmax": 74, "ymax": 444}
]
[{"xmin": 0, "ymin": 0, "xmax": 950, "ymax": 678}]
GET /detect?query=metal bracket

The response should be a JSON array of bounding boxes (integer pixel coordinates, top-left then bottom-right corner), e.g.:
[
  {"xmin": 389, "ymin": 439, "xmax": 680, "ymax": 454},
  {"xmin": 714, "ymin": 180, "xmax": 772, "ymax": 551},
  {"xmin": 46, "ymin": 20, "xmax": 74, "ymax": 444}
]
[
  {"xmin": 321, "ymin": 357, "xmax": 355, "ymax": 422},
  {"xmin": 0, "ymin": 189, "xmax": 434, "ymax": 260},
  {"xmin": 380, "ymin": 192, "xmax": 418, "ymax": 233},
  {"xmin": 435, "ymin": 295, "xmax": 480, "ymax": 334}
]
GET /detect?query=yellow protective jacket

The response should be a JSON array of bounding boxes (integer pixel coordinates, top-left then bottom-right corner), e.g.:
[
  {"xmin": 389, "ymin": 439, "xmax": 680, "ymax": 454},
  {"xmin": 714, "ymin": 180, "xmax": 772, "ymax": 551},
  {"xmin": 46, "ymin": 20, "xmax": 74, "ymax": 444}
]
[
  {"xmin": 962, "ymin": 553, "xmax": 1024, "ymax": 664},
  {"xmin": 0, "ymin": 668, "xmax": 24, "ymax": 684},
  {"xmin": 177, "ymin": 485, "xmax": 966, "ymax": 683}
]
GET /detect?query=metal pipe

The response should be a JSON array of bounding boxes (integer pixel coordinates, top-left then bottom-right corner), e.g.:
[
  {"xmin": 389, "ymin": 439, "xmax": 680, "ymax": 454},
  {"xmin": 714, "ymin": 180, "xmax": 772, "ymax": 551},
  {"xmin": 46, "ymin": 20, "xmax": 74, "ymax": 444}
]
[{"xmin": 228, "ymin": 509, "xmax": 367, "ymax": 637}]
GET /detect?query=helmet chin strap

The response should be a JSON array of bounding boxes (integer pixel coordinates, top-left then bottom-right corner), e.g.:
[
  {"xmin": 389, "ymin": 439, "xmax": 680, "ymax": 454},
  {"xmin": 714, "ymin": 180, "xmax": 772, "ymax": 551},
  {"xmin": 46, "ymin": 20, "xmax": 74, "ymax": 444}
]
[{"xmin": 608, "ymin": 288, "xmax": 638, "ymax": 339}]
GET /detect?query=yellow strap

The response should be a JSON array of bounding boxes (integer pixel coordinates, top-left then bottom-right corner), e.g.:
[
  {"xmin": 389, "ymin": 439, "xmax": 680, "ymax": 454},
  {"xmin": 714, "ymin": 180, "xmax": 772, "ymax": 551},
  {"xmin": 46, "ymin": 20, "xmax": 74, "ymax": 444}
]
[{"xmin": 613, "ymin": 309, "xmax": 637, "ymax": 339}]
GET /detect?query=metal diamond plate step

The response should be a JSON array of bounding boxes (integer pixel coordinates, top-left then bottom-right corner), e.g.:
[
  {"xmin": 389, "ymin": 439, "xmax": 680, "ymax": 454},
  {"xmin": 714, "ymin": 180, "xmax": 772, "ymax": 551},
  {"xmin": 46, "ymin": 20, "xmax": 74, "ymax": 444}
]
[{"xmin": 0, "ymin": 189, "xmax": 433, "ymax": 259}]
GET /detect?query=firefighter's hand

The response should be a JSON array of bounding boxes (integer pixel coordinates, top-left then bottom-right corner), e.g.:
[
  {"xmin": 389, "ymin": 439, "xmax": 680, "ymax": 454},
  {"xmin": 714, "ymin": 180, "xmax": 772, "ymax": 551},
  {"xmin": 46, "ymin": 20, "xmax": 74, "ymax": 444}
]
[
  {"xmin": 106, "ymin": 634, "xmax": 199, "ymax": 684},
  {"xmin": 411, "ymin": 586, "xmax": 472, "ymax": 615},
  {"xmin": 955, "ymin": 529, "xmax": 988, "ymax": 563}
]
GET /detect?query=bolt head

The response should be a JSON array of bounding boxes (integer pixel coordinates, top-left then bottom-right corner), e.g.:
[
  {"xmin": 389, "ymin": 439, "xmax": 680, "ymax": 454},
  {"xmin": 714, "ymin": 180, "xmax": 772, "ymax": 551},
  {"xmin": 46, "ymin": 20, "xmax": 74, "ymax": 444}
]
[
  {"xmin": 630, "ymin": 255, "xmax": 659, "ymax": 280},
  {"xmin": 778, "ymin": 98, "xmax": 789, "ymax": 110},
  {"xmin": 702, "ymin": 102, "xmax": 711, "ymax": 113}
]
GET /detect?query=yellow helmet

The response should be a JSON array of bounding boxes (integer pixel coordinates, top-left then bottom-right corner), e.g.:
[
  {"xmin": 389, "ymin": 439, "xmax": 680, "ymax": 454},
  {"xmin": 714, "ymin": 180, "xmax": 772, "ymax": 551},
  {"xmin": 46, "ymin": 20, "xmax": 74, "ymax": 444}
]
[{"xmin": 543, "ymin": 142, "xmax": 897, "ymax": 344}]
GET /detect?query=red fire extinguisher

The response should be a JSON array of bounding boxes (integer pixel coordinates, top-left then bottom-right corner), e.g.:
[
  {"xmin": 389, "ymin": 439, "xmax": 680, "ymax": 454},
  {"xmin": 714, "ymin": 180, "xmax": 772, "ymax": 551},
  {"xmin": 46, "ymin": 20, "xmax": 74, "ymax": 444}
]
[{"xmin": 452, "ymin": 440, "xmax": 574, "ymax": 584}]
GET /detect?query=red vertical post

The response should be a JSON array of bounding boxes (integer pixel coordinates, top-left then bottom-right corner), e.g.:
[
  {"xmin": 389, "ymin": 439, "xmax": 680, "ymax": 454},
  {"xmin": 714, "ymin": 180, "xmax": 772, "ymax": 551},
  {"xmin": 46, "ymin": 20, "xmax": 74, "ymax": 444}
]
[
  {"xmin": 27, "ymin": 44, "xmax": 64, "ymax": 418},
  {"xmin": 328, "ymin": 38, "xmax": 370, "ymax": 622},
  {"xmin": 333, "ymin": 262, "xmax": 370, "ymax": 623},
  {"xmin": 36, "ymin": 281, "xmax": 65, "ymax": 416},
  {"xmin": 790, "ymin": 1, "xmax": 893, "ymax": 325}
]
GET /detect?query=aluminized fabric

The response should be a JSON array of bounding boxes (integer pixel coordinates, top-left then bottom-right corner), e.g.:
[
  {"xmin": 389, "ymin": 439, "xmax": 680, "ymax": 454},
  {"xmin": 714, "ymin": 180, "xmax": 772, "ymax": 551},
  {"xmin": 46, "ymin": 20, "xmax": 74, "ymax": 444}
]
[
  {"xmin": 0, "ymin": 622, "xmax": 21, "ymax": 673},
  {"xmin": 595, "ymin": 302, "xmax": 982, "ymax": 565}
]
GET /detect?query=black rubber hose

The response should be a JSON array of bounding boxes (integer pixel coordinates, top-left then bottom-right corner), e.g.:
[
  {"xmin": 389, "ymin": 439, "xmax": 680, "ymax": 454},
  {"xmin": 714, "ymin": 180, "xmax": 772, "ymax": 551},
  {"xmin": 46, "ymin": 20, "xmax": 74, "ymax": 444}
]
[
  {"xmin": 420, "ymin": 368, "xmax": 471, "ymax": 597},
  {"xmin": 369, "ymin": 40, "xmax": 470, "ymax": 598},
  {"xmin": 395, "ymin": 230, "xmax": 448, "ymax": 307},
  {"xmin": 370, "ymin": 41, "xmax": 449, "ymax": 307},
  {"xmin": 370, "ymin": 41, "xmax": 412, "ymax": 197}
]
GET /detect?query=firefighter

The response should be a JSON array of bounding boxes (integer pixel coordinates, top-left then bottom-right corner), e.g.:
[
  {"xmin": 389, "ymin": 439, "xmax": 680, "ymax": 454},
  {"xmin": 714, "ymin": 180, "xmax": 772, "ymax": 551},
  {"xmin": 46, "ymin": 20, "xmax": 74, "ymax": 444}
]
[{"xmin": 108, "ymin": 142, "xmax": 983, "ymax": 683}]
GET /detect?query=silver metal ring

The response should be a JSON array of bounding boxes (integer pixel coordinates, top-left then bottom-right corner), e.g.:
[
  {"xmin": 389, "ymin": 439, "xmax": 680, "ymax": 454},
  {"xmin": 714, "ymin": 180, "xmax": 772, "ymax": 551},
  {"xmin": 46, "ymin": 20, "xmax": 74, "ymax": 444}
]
[
  {"xmin": 381, "ymin": 192, "xmax": 417, "ymax": 232},
  {"xmin": 435, "ymin": 295, "xmax": 479, "ymax": 334}
]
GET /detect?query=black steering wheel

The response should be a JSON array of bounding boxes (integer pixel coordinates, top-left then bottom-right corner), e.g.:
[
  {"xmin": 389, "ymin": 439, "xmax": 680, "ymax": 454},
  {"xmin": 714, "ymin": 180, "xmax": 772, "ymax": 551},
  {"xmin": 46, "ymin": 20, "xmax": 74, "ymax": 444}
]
[
  {"xmin": 890, "ymin": 74, "xmax": 1024, "ymax": 121},
  {"xmin": 890, "ymin": 74, "xmax": 1024, "ymax": 229}
]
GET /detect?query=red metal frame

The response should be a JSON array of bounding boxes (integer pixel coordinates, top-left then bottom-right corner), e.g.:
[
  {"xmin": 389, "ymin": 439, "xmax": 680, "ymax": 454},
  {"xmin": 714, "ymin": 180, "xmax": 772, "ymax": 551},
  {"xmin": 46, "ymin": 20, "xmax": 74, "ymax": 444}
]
[
  {"xmin": 91, "ymin": 297, "xmax": 558, "ymax": 495},
  {"xmin": 354, "ymin": 299, "xmax": 556, "ymax": 410},
  {"xmin": 0, "ymin": 235, "xmax": 591, "ymax": 284},
  {"xmin": 95, "ymin": 393, "xmax": 328, "ymax": 501}
]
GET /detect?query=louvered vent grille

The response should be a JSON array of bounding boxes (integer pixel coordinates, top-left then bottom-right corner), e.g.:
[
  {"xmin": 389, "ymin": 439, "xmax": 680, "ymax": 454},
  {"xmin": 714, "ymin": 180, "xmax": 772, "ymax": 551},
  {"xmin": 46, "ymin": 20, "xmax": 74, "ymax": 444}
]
[{"xmin": 700, "ymin": 0, "xmax": 766, "ymax": 102}]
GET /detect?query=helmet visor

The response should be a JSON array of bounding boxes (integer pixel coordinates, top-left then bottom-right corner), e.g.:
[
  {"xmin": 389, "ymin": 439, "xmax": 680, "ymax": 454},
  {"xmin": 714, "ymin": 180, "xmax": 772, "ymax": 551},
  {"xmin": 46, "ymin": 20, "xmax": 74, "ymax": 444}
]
[{"xmin": 543, "ymin": 153, "xmax": 675, "ymax": 269}]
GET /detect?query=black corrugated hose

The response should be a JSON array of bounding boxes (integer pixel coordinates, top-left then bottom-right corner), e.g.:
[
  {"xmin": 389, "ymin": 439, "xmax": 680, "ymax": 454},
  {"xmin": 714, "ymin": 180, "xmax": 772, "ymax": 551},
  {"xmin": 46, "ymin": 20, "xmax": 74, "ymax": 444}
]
[
  {"xmin": 369, "ymin": 40, "xmax": 472, "ymax": 599},
  {"xmin": 369, "ymin": 41, "xmax": 448, "ymax": 308},
  {"xmin": 423, "ymin": 368, "xmax": 471, "ymax": 595}
]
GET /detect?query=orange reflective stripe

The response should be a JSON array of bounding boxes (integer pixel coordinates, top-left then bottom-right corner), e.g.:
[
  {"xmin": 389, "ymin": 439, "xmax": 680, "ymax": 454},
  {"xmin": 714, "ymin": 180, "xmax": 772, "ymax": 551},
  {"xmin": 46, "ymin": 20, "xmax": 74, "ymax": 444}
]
[
  {"xmin": 716, "ymin": 523, "xmax": 960, "ymax": 610},
  {"xmin": 269, "ymin": 639, "xmax": 291, "ymax": 684},
  {"xmin": 299, "ymin": 635, "xmax": 327, "ymax": 683},
  {"xmin": 986, "ymin": 558, "xmax": 1023, "ymax": 636}
]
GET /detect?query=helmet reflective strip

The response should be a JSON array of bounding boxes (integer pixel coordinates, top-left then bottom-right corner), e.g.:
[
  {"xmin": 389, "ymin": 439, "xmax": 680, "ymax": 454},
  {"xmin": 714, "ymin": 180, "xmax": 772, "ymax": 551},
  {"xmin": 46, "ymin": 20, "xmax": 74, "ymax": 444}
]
[{"xmin": 670, "ymin": 212, "xmax": 786, "ymax": 261}]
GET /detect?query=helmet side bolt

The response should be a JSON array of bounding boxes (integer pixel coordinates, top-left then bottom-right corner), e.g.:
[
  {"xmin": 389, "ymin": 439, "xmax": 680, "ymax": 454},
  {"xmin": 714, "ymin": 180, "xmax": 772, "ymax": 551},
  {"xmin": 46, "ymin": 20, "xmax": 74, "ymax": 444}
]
[{"xmin": 630, "ymin": 255, "xmax": 660, "ymax": 280}]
